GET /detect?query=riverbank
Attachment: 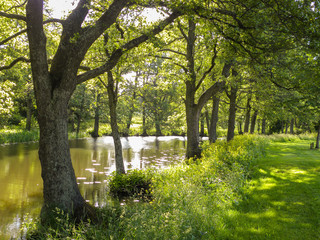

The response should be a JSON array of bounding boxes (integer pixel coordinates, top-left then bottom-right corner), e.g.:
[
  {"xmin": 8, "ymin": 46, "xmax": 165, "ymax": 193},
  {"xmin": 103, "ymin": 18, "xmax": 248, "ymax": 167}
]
[
  {"xmin": 21, "ymin": 134, "xmax": 320, "ymax": 239},
  {"xmin": 0, "ymin": 128, "xmax": 96, "ymax": 145},
  {"xmin": 24, "ymin": 135, "xmax": 267, "ymax": 239}
]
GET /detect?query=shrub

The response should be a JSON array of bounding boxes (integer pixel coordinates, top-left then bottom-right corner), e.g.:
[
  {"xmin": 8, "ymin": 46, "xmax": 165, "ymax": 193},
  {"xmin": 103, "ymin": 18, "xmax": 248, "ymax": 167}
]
[{"xmin": 108, "ymin": 169, "xmax": 154, "ymax": 200}]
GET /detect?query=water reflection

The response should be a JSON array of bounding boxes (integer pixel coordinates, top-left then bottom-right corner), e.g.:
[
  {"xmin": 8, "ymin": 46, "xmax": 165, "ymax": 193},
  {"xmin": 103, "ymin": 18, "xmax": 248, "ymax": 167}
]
[{"xmin": 0, "ymin": 136, "xmax": 186, "ymax": 239}]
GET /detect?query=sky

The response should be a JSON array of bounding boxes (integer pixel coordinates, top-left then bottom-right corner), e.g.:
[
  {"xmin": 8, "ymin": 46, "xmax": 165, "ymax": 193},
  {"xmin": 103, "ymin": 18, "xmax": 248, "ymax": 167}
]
[
  {"xmin": 47, "ymin": 0, "xmax": 75, "ymax": 18},
  {"xmin": 47, "ymin": 0, "xmax": 163, "ymax": 22}
]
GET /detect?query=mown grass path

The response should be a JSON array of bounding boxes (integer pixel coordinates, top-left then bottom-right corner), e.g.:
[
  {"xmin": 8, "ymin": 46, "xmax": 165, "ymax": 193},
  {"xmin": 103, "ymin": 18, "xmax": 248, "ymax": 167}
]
[{"xmin": 228, "ymin": 140, "xmax": 320, "ymax": 240}]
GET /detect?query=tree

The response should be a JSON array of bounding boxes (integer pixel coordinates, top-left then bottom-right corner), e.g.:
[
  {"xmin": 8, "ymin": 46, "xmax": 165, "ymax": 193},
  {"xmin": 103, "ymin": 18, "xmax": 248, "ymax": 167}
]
[{"xmin": 1, "ymin": 0, "xmax": 181, "ymax": 221}]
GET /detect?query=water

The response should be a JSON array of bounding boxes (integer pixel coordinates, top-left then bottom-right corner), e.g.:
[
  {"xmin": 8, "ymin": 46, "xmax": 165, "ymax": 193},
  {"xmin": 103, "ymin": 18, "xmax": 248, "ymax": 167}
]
[{"xmin": 0, "ymin": 136, "xmax": 186, "ymax": 239}]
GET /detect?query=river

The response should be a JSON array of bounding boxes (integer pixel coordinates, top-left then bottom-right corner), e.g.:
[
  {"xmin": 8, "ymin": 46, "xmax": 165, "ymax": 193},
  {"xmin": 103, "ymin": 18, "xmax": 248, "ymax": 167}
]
[{"xmin": 0, "ymin": 136, "xmax": 187, "ymax": 239}]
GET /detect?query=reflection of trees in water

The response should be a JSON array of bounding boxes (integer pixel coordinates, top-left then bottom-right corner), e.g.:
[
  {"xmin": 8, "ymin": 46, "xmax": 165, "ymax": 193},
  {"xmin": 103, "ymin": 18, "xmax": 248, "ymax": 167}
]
[{"xmin": 0, "ymin": 136, "xmax": 187, "ymax": 238}]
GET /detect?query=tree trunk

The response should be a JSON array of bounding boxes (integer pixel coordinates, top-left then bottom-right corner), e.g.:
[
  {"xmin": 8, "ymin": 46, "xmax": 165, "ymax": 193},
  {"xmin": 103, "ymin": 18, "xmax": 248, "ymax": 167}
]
[
  {"xmin": 285, "ymin": 121, "xmax": 289, "ymax": 134},
  {"xmin": 316, "ymin": 123, "xmax": 320, "ymax": 149},
  {"xmin": 239, "ymin": 121, "xmax": 243, "ymax": 134},
  {"xmin": 250, "ymin": 110, "xmax": 258, "ymax": 134},
  {"xmin": 92, "ymin": 93, "xmax": 101, "ymax": 138},
  {"xmin": 142, "ymin": 102, "xmax": 147, "ymax": 136},
  {"xmin": 200, "ymin": 113, "xmax": 205, "ymax": 137},
  {"xmin": 125, "ymin": 74, "xmax": 138, "ymax": 136},
  {"xmin": 107, "ymin": 71, "xmax": 125, "ymax": 174},
  {"xmin": 227, "ymin": 86, "xmax": 237, "ymax": 141},
  {"xmin": 205, "ymin": 109, "xmax": 210, "ymax": 135},
  {"xmin": 38, "ymin": 97, "xmax": 89, "ymax": 220},
  {"xmin": 155, "ymin": 120, "xmax": 162, "ymax": 136},
  {"xmin": 26, "ymin": 91, "xmax": 32, "ymax": 131},
  {"xmin": 209, "ymin": 96, "xmax": 220, "ymax": 143},
  {"xmin": 76, "ymin": 113, "xmax": 81, "ymax": 137},
  {"xmin": 261, "ymin": 118, "xmax": 266, "ymax": 134},
  {"xmin": 244, "ymin": 95, "xmax": 251, "ymax": 133},
  {"xmin": 290, "ymin": 118, "xmax": 294, "ymax": 134},
  {"xmin": 186, "ymin": 102, "xmax": 201, "ymax": 159}
]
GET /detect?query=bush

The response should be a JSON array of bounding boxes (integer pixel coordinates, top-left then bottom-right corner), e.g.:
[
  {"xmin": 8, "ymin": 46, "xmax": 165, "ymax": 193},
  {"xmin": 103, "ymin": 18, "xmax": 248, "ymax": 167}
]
[
  {"xmin": 24, "ymin": 135, "xmax": 268, "ymax": 239},
  {"xmin": 108, "ymin": 169, "xmax": 154, "ymax": 200},
  {"xmin": 0, "ymin": 129, "xmax": 39, "ymax": 144}
]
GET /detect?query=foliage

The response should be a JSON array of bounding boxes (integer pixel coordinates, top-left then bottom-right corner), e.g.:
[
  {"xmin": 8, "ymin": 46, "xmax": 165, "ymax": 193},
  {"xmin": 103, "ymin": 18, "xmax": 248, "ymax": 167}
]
[
  {"xmin": 108, "ymin": 169, "xmax": 153, "ymax": 200},
  {"xmin": 24, "ymin": 135, "xmax": 267, "ymax": 239},
  {"xmin": 0, "ymin": 128, "xmax": 39, "ymax": 144},
  {"xmin": 0, "ymin": 81, "xmax": 15, "ymax": 127}
]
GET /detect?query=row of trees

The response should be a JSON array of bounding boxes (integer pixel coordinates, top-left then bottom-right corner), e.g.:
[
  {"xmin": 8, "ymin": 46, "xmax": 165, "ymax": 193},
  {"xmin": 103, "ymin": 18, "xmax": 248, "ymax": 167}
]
[{"xmin": 1, "ymin": 0, "xmax": 320, "ymax": 222}]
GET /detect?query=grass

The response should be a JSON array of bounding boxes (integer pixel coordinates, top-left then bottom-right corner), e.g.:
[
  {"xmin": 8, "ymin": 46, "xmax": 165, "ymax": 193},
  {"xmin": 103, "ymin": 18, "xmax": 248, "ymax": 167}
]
[
  {"xmin": 0, "ymin": 129, "xmax": 39, "ymax": 144},
  {"xmin": 22, "ymin": 134, "xmax": 320, "ymax": 239},
  {"xmin": 25, "ymin": 135, "xmax": 266, "ymax": 239},
  {"xmin": 225, "ymin": 137, "xmax": 320, "ymax": 239}
]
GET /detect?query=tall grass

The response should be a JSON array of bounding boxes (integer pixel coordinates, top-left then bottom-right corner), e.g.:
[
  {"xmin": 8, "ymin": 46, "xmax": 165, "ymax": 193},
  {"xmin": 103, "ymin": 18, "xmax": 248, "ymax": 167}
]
[
  {"xmin": 24, "ymin": 135, "xmax": 267, "ymax": 239},
  {"xmin": 0, "ymin": 129, "xmax": 39, "ymax": 144},
  {"xmin": 266, "ymin": 133, "xmax": 316, "ymax": 142}
]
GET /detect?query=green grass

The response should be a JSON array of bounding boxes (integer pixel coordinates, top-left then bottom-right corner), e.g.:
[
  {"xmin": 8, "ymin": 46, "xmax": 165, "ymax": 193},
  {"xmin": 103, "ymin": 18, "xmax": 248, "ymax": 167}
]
[
  {"xmin": 23, "ymin": 135, "xmax": 320, "ymax": 239},
  {"xmin": 226, "ymin": 138, "xmax": 320, "ymax": 239},
  {"xmin": 25, "ymin": 135, "xmax": 266, "ymax": 239},
  {"xmin": 0, "ymin": 129, "xmax": 39, "ymax": 144}
]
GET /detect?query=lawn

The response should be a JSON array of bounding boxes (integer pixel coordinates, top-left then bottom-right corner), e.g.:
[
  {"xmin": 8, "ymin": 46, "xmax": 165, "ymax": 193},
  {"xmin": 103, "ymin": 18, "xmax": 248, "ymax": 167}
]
[{"xmin": 227, "ymin": 140, "xmax": 320, "ymax": 240}]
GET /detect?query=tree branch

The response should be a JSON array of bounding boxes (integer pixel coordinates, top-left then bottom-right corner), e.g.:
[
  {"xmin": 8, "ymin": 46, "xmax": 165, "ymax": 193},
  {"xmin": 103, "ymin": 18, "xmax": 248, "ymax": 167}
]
[
  {"xmin": 195, "ymin": 44, "xmax": 218, "ymax": 90},
  {"xmin": 197, "ymin": 80, "xmax": 226, "ymax": 114},
  {"xmin": 158, "ymin": 48, "xmax": 186, "ymax": 57},
  {"xmin": 0, "ymin": 11, "xmax": 26, "ymax": 21},
  {"xmin": 5, "ymin": 0, "xmax": 28, "ymax": 12},
  {"xmin": 0, "ymin": 29, "xmax": 27, "ymax": 46},
  {"xmin": 177, "ymin": 20, "xmax": 188, "ymax": 40},
  {"xmin": 0, "ymin": 57, "xmax": 30, "ymax": 71},
  {"xmin": 0, "ymin": 18, "xmax": 63, "ymax": 46},
  {"xmin": 76, "ymin": 10, "xmax": 182, "ymax": 84}
]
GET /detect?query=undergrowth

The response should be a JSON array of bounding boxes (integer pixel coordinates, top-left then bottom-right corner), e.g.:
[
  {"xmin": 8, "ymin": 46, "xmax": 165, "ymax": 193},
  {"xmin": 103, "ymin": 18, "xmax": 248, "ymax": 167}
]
[{"xmin": 24, "ymin": 135, "xmax": 267, "ymax": 239}]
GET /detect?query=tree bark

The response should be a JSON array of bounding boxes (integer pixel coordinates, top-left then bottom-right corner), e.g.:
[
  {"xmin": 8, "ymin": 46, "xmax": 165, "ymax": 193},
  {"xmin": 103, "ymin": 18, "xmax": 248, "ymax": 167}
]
[
  {"xmin": 209, "ymin": 96, "xmax": 220, "ymax": 143},
  {"xmin": 244, "ymin": 95, "xmax": 251, "ymax": 133},
  {"xmin": 26, "ymin": 90, "xmax": 32, "ymax": 131},
  {"xmin": 316, "ymin": 122, "xmax": 320, "ymax": 149},
  {"xmin": 24, "ymin": 0, "xmax": 179, "ymax": 222},
  {"xmin": 125, "ymin": 74, "xmax": 138, "ymax": 135},
  {"xmin": 200, "ymin": 113, "xmax": 205, "ymax": 137},
  {"xmin": 92, "ymin": 93, "xmax": 101, "ymax": 138},
  {"xmin": 38, "ymin": 96, "xmax": 90, "ymax": 219},
  {"xmin": 290, "ymin": 118, "xmax": 294, "ymax": 134},
  {"xmin": 238, "ymin": 121, "xmax": 243, "ymax": 135},
  {"xmin": 227, "ymin": 86, "xmax": 238, "ymax": 141},
  {"xmin": 250, "ymin": 110, "xmax": 258, "ymax": 134},
  {"xmin": 261, "ymin": 118, "xmax": 266, "ymax": 134},
  {"xmin": 142, "ymin": 103, "xmax": 147, "ymax": 136},
  {"xmin": 107, "ymin": 71, "xmax": 125, "ymax": 174},
  {"xmin": 26, "ymin": 0, "xmax": 92, "ymax": 220},
  {"xmin": 186, "ymin": 96, "xmax": 201, "ymax": 159},
  {"xmin": 155, "ymin": 119, "xmax": 162, "ymax": 136}
]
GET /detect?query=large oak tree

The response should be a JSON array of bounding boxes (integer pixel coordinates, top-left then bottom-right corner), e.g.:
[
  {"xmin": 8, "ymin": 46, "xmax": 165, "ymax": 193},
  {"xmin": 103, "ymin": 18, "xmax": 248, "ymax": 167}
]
[{"xmin": 1, "ymin": 0, "xmax": 181, "ymax": 220}]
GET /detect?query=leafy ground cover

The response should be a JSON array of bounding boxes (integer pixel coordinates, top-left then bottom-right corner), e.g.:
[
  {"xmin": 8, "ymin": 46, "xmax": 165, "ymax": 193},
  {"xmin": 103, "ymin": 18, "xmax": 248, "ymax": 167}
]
[{"xmin": 226, "ymin": 136, "xmax": 320, "ymax": 239}]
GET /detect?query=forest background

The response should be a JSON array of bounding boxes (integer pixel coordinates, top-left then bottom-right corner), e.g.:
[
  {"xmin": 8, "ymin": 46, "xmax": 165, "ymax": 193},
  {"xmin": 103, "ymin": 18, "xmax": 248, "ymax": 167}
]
[{"xmin": 1, "ymin": 0, "xmax": 320, "ymax": 225}]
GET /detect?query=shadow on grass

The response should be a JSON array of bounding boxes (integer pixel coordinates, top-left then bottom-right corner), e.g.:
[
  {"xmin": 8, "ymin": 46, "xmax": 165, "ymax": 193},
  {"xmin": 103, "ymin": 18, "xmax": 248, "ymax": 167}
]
[{"xmin": 224, "ymin": 142, "xmax": 320, "ymax": 240}]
